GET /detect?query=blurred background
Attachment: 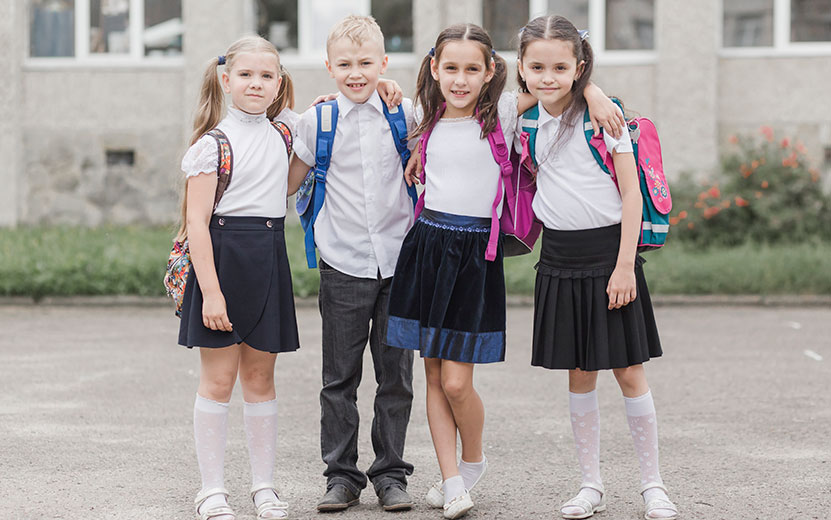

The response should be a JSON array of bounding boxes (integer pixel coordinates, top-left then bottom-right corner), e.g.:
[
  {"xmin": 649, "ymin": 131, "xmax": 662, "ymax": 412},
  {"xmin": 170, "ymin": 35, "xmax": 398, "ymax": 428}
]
[{"xmin": 2, "ymin": 0, "xmax": 830, "ymax": 298}]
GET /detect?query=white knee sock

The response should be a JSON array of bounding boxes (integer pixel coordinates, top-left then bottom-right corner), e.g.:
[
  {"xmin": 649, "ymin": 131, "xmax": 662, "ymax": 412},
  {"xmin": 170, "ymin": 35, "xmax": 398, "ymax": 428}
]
[
  {"xmin": 193, "ymin": 394, "xmax": 232, "ymax": 518},
  {"xmin": 562, "ymin": 390, "xmax": 603, "ymax": 516},
  {"xmin": 244, "ymin": 399, "xmax": 285, "ymax": 518},
  {"xmin": 625, "ymin": 390, "xmax": 673, "ymax": 519}
]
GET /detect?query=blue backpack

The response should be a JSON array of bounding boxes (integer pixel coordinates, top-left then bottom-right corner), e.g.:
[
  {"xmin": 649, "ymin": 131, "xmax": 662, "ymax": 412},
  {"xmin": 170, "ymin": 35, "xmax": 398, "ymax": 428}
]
[
  {"xmin": 295, "ymin": 100, "xmax": 418, "ymax": 268},
  {"xmin": 520, "ymin": 99, "xmax": 672, "ymax": 251}
]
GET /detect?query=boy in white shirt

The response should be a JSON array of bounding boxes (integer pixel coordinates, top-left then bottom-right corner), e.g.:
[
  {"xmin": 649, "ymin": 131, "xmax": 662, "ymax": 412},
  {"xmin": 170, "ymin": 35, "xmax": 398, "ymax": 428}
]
[{"xmin": 289, "ymin": 15, "xmax": 416, "ymax": 513}]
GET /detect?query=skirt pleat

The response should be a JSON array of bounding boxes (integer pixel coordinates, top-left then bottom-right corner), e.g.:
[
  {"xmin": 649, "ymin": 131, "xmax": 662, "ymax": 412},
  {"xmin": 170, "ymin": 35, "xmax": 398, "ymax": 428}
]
[
  {"xmin": 531, "ymin": 224, "xmax": 661, "ymax": 371},
  {"xmin": 178, "ymin": 216, "xmax": 300, "ymax": 354},
  {"xmin": 386, "ymin": 209, "xmax": 506, "ymax": 364}
]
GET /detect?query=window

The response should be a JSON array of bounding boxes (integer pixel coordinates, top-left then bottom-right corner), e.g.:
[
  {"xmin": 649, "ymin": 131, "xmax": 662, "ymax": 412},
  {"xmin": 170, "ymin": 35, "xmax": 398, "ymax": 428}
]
[
  {"xmin": 723, "ymin": 0, "xmax": 831, "ymax": 52},
  {"xmin": 255, "ymin": 0, "xmax": 414, "ymax": 58},
  {"xmin": 486, "ymin": 0, "xmax": 655, "ymax": 59},
  {"xmin": 29, "ymin": 0, "xmax": 182, "ymax": 61}
]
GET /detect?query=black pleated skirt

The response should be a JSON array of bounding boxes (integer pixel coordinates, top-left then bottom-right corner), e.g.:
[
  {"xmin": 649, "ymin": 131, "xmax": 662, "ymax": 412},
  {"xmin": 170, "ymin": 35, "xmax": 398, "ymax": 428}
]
[
  {"xmin": 386, "ymin": 209, "xmax": 506, "ymax": 364},
  {"xmin": 178, "ymin": 216, "xmax": 300, "ymax": 354},
  {"xmin": 531, "ymin": 224, "xmax": 661, "ymax": 371}
]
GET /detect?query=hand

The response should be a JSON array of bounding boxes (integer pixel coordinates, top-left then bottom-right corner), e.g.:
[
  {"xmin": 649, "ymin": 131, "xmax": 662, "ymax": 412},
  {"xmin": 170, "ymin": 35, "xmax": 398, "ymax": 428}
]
[
  {"xmin": 377, "ymin": 79, "xmax": 404, "ymax": 110},
  {"xmin": 584, "ymin": 84, "xmax": 626, "ymax": 139},
  {"xmin": 202, "ymin": 292, "xmax": 233, "ymax": 332},
  {"xmin": 606, "ymin": 265, "xmax": 637, "ymax": 310},
  {"xmin": 404, "ymin": 142, "xmax": 422, "ymax": 187},
  {"xmin": 309, "ymin": 93, "xmax": 338, "ymax": 107}
]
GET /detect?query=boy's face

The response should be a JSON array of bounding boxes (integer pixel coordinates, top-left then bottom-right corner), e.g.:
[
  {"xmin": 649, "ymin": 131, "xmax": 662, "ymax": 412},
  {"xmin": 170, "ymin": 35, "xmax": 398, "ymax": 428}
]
[{"xmin": 326, "ymin": 38, "xmax": 388, "ymax": 104}]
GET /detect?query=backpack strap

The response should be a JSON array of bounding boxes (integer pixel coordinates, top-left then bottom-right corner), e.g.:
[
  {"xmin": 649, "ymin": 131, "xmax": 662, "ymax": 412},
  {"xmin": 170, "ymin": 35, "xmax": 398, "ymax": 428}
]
[
  {"xmin": 270, "ymin": 120, "xmax": 293, "ymax": 158},
  {"xmin": 583, "ymin": 97, "xmax": 625, "ymax": 178},
  {"xmin": 382, "ymin": 102, "xmax": 419, "ymax": 208},
  {"xmin": 519, "ymin": 105, "xmax": 540, "ymax": 167},
  {"xmin": 206, "ymin": 128, "xmax": 233, "ymax": 211},
  {"xmin": 484, "ymin": 117, "xmax": 513, "ymax": 262},
  {"xmin": 303, "ymin": 100, "xmax": 339, "ymax": 268}
]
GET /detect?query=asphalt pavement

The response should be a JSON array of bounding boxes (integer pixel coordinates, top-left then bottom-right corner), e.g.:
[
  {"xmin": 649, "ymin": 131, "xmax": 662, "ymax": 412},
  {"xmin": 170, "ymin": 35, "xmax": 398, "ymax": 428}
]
[{"xmin": 1, "ymin": 304, "xmax": 829, "ymax": 519}]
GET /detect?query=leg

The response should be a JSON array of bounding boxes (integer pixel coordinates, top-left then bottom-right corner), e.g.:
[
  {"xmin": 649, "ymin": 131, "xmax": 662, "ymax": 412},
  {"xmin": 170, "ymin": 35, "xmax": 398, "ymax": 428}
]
[
  {"xmin": 561, "ymin": 369, "xmax": 605, "ymax": 519},
  {"xmin": 194, "ymin": 345, "xmax": 240, "ymax": 520},
  {"xmin": 613, "ymin": 365, "xmax": 677, "ymax": 520},
  {"xmin": 318, "ymin": 267, "xmax": 376, "ymax": 495},
  {"xmin": 238, "ymin": 344, "xmax": 286, "ymax": 519},
  {"xmin": 424, "ymin": 358, "xmax": 459, "ymax": 481},
  {"xmin": 367, "ymin": 277, "xmax": 415, "ymax": 493},
  {"xmin": 440, "ymin": 361, "xmax": 484, "ymax": 468}
]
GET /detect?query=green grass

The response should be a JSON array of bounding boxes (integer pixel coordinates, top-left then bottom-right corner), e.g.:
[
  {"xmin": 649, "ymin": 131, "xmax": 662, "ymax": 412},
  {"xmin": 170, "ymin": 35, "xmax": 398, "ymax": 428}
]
[{"xmin": 1, "ymin": 225, "xmax": 830, "ymax": 298}]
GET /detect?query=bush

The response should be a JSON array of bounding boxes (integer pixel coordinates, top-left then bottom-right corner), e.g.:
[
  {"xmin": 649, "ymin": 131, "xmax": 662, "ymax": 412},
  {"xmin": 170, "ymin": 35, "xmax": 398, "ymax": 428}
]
[{"xmin": 668, "ymin": 126, "xmax": 831, "ymax": 247}]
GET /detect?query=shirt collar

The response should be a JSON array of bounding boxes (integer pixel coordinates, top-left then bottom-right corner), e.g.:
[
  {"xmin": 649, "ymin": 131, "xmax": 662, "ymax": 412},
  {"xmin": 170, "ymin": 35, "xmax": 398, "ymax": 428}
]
[
  {"xmin": 337, "ymin": 90, "xmax": 385, "ymax": 118},
  {"xmin": 227, "ymin": 106, "xmax": 268, "ymax": 125}
]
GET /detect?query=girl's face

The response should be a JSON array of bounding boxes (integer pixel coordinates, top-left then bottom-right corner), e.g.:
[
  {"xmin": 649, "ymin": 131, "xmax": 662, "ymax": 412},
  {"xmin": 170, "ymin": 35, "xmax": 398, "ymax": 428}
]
[
  {"xmin": 431, "ymin": 40, "xmax": 494, "ymax": 118},
  {"xmin": 518, "ymin": 39, "xmax": 583, "ymax": 116},
  {"xmin": 222, "ymin": 51, "xmax": 282, "ymax": 115}
]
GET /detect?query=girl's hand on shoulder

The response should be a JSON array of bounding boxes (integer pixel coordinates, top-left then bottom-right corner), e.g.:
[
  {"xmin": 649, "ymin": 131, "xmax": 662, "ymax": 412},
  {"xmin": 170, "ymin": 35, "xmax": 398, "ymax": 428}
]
[
  {"xmin": 202, "ymin": 291, "xmax": 233, "ymax": 332},
  {"xmin": 606, "ymin": 265, "xmax": 637, "ymax": 310},
  {"xmin": 584, "ymin": 83, "xmax": 625, "ymax": 139},
  {"xmin": 404, "ymin": 142, "xmax": 422, "ymax": 187},
  {"xmin": 377, "ymin": 79, "xmax": 404, "ymax": 109},
  {"xmin": 309, "ymin": 93, "xmax": 339, "ymax": 107}
]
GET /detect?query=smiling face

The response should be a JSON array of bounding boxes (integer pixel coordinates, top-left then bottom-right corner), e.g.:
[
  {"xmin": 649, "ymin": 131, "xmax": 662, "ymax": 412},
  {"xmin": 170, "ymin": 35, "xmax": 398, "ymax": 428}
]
[
  {"xmin": 222, "ymin": 51, "xmax": 282, "ymax": 115},
  {"xmin": 431, "ymin": 40, "xmax": 494, "ymax": 118},
  {"xmin": 518, "ymin": 38, "xmax": 583, "ymax": 117},
  {"xmin": 326, "ymin": 37, "xmax": 388, "ymax": 104}
]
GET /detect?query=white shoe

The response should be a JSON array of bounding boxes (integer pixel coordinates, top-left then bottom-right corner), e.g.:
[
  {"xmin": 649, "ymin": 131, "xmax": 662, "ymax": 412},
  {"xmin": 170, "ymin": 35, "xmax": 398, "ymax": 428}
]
[
  {"xmin": 194, "ymin": 487, "xmax": 236, "ymax": 520},
  {"xmin": 443, "ymin": 492, "xmax": 474, "ymax": 519},
  {"xmin": 426, "ymin": 481, "xmax": 444, "ymax": 508},
  {"xmin": 251, "ymin": 483, "xmax": 288, "ymax": 519},
  {"xmin": 560, "ymin": 484, "xmax": 606, "ymax": 519},
  {"xmin": 641, "ymin": 482, "xmax": 678, "ymax": 520}
]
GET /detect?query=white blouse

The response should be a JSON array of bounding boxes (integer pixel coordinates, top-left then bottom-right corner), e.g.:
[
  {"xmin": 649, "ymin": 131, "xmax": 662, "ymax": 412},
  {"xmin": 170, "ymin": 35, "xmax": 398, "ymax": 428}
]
[
  {"xmin": 181, "ymin": 106, "xmax": 297, "ymax": 217},
  {"xmin": 417, "ymin": 91, "xmax": 518, "ymax": 219},
  {"xmin": 528, "ymin": 102, "xmax": 633, "ymax": 230}
]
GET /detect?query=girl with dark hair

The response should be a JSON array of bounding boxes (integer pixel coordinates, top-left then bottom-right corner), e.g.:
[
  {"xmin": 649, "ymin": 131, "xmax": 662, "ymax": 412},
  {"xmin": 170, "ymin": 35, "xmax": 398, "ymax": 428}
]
[
  {"xmin": 517, "ymin": 15, "xmax": 678, "ymax": 520},
  {"xmin": 385, "ymin": 22, "xmax": 623, "ymax": 519}
]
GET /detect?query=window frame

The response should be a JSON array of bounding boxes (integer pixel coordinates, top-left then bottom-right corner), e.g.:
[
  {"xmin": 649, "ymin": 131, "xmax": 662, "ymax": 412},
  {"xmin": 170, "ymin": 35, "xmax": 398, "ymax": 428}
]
[
  {"xmin": 25, "ymin": 0, "xmax": 184, "ymax": 68},
  {"xmin": 495, "ymin": 0, "xmax": 657, "ymax": 65},
  {"xmin": 275, "ymin": 0, "xmax": 417, "ymax": 67},
  {"xmin": 720, "ymin": 0, "xmax": 831, "ymax": 57}
]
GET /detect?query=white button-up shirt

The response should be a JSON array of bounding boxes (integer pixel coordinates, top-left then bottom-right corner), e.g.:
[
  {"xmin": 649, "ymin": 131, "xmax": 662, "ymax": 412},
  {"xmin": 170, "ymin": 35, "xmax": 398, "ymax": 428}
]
[{"xmin": 293, "ymin": 92, "xmax": 415, "ymax": 279}]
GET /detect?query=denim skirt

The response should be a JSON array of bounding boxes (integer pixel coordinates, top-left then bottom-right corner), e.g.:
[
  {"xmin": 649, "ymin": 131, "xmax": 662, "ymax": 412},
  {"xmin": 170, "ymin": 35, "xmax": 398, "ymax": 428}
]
[
  {"xmin": 531, "ymin": 224, "xmax": 661, "ymax": 371},
  {"xmin": 386, "ymin": 209, "xmax": 506, "ymax": 364},
  {"xmin": 178, "ymin": 215, "xmax": 300, "ymax": 353}
]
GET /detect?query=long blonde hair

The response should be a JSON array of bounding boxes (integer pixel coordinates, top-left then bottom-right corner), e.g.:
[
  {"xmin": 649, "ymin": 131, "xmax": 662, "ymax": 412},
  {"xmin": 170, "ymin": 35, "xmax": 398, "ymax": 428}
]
[{"xmin": 175, "ymin": 35, "xmax": 294, "ymax": 242}]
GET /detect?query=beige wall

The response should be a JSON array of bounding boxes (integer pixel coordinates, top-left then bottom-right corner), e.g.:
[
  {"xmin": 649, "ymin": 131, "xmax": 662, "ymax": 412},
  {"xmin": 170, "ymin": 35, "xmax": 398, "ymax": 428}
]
[{"xmin": 0, "ymin": 2, "xmax": 23, "ymax": 227}]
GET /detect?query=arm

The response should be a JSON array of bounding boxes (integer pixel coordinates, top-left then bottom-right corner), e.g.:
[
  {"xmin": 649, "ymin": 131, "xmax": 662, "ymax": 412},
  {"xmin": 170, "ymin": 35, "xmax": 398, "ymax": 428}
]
[
  {"xmin": 186, "ymin": 174, "xmax": 233, "ymax": 331},
  {"xmin": 606, "ymin": 150, "xmax": 641, "ymax": 310},
  {"xmin": 403, "ymin": 141, "xmax": 421, "ymax": 187},
  {"xmin": 288, "ymin": 154, "xmax": 313, "ymax": 195},
  {"xmin": 584, "ymin": 82, "xmax": 626, "ymax": 138},
  {"xmin": 517, "ymin": 92, "xmax": 537, "ymax": 114}
]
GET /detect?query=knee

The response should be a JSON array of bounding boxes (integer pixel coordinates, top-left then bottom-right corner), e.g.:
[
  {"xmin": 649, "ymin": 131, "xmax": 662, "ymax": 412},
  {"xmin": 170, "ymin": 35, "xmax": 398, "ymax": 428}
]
[
  {"xmin": 613, "ymin": 366, "xmax": 644, "ymax": 392},
  {"xmin": 569, "ymin": 369, "xmax": 597, "ymax": 393},
  {"xmin": 199, "ymin": 371, "xmax": 236, "ymax": 402},
  {"xmin": 441, "ymin": 376, "xmax": 472, "ymax": 403},
  {"xmin": 239, "ymin": 365, "xmax": 275, "ymax": 396}
]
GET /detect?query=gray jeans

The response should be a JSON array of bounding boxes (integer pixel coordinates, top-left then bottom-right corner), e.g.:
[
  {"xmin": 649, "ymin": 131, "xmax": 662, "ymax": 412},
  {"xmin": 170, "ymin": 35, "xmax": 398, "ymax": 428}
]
[{"xmin": 318, "ymin": 260, "xmax": 415, "ymax": 495}]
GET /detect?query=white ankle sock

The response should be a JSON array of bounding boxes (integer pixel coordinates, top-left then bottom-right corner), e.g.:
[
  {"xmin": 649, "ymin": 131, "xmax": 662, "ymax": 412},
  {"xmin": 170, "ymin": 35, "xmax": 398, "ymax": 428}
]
[
  {"xmin": 624, "ymin": 390, "xmax": 674, "ymax": 519},
  {"xmin": 562, "ymin": 390, "xmax": 603, "ymax": 517},
  {"xmin": 458, "ymin": 455, "xmax": 487, "ymax": 491},
  {"xmin": 244, "ymin": 399, "xmax": 284, "ymax": 519},
  {"xmin": 193, "ymin": 394, "xmax": 232, "ymax": 519},
  {"xmin": 442, "ymin": 475, "xmax": 467, "ymax": 504}
]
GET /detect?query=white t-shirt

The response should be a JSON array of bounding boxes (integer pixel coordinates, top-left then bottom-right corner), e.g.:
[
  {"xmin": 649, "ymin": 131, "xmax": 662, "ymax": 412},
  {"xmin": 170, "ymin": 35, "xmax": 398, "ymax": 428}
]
[
  {"xmin": 180, "ymin": 106, "xmax": 294, "ymax": 218},
  {"xmin": 293, "ymin": 92, "xmax": 415, "ymax": 279},
  {"xmin": 527, "ymin": 102, "xmax": 633, "ymax": 230},
  {"xmin": 417, "ymin": 91, "xmax": 518, "ymax": 219}
]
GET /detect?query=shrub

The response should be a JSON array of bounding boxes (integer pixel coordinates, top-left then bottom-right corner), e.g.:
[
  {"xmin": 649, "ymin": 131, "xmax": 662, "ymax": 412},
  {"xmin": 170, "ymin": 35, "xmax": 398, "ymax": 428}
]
[{"xmin": 668, "ymin": 126, "xmax": 831, "ymax": 247}]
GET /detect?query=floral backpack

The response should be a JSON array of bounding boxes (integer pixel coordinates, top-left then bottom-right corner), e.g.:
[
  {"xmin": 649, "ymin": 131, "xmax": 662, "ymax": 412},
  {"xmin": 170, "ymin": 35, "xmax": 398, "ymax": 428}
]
[{"xmin": 164, "ymin": 121, "xmax": 292, "ymax": 317}]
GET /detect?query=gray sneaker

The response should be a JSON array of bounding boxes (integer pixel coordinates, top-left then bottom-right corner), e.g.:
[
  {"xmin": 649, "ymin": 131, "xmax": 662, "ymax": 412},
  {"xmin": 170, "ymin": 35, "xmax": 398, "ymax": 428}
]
[
  {"xmin": 317, "ymin": 483, "xmax": 360, "ymax": 512},
  {"xmin": 376, "ymin": 484, "xmax": 413, "ymax": 512}
]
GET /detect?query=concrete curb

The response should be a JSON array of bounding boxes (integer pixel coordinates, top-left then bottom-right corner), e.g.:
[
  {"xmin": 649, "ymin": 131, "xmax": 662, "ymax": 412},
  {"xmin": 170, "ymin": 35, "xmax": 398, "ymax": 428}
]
[{"xmin": 2, "ymin": 294, "xmax": 830, "ymax": 307}]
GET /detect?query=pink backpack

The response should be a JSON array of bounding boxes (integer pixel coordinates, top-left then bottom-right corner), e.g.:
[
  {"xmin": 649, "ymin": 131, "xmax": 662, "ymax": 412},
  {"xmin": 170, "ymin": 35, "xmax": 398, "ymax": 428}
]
[{"xmin": 414, "ymin": 105, "xmax": 541, "ymax": 261}]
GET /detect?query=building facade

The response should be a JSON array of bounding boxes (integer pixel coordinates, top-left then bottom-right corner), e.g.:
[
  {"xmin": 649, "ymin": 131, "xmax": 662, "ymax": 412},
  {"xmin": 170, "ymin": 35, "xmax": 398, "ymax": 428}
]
[{"xmin": 2, "ymin": 0, "xmax": 830, "ymax": 227}]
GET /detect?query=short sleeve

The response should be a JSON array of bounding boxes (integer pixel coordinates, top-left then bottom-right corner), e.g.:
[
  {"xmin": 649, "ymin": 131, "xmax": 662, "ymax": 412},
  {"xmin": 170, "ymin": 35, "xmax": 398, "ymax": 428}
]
[
  {"xmin": 181, "ymin": 135, "xmax": 218, "ymax": 178},
  {"xmin": 402, "ymin": 98, "xmax": 419, "ymax": 151},
  {"xmin": 292, "ymin": 106, "xmax": 318, "ymax": 167},
  {"xmin": 498, "ymin": 90, "xmax": 519, "ymax": 146},
  {"xmin": 273, "ymin": 107, "xmax": 300, "ymax": 136},
  {"xmin": 602, "ymin": 106, "xmax": 633, "ymax": 154}
]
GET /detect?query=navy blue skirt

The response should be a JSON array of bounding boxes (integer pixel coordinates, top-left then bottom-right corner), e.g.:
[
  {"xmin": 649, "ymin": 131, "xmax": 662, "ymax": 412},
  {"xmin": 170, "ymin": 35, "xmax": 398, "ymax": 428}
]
[
  {"xmin": 178, "ymin": 216, "xmax": 300, "ymax": 354},
  {"xmin": 386, "ymin": 209, "xmax": 506, "ymax": 364},
  {"xmin": 532, "ymin": 224, "xmax": 661, "ymax": 371}
]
